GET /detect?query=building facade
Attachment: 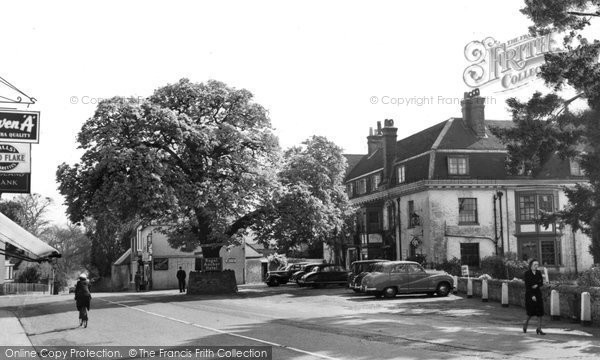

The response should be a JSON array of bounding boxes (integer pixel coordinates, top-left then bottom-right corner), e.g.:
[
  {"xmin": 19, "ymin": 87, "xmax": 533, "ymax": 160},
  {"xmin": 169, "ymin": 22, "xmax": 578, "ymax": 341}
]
[{"xmin": 344, "ymin": 91, "xmax": 594, "ymax": 272}]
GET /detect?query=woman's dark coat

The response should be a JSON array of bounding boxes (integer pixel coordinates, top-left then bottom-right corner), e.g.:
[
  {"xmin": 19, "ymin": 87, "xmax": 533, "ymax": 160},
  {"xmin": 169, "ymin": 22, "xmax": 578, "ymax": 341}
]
[
  {"xmin": 74, "ymin": 279, "xmax": 91, "ymax": 318},
  {"xmin": 524, "ymin": 269, "xmax": 544, "ymax": 316}
]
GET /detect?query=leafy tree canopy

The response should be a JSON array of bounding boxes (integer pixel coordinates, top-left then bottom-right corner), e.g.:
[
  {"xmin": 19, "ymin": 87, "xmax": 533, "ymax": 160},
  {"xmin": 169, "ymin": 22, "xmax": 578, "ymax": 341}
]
[
  {"xmin": 57, "ymin": 79, "xmax": 281, "ymax": 256},
  {"xmin": 251, "ymin": 136, "xmax": 355, "ymax": 255},
  {"xmin": 492, "ymin": 0, "xmax": 600, "ymax": 260}
]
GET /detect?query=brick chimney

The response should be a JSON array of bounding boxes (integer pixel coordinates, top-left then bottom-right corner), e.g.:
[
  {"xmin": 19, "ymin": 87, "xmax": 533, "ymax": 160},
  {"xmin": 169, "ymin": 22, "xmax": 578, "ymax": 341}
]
[
  {"xmin": 381, "ymin": 119, "xmax": 397, "ymax": 185},
  {"xmin": 461, "ymin": 89, "xmax": 486, "ymax": 138},
  {"xmin": 367, "ymin": 121, "xmax": 383, "ymax": 154}
]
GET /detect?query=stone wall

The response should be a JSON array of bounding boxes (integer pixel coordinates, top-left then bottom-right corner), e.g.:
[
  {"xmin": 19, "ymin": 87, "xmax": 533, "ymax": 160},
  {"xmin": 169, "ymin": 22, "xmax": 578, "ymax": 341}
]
[
  {"xmin": 187, "ymin": 270, "xmax": 238, "ymax": 295},
  {"xmin": 456, "ymin": 277, "xmax": 600, "ymax": 325}
]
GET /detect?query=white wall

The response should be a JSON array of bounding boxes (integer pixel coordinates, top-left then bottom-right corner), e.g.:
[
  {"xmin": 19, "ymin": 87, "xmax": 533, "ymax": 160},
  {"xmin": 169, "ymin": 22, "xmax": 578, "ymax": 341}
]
[{"xmin": 220, "ymin": 246, "xmax": 245, "ymax": 284}]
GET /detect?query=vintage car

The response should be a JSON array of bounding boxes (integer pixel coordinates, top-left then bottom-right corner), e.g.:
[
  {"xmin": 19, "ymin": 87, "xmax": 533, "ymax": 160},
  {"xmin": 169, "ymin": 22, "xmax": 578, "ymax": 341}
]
[
  {"xmin": 290, "ymin": 263, "xmax": 322, "ymax": 285},
  {"xmin": 297, "ymin": 264, "xmax": 350, "ymax": 287},
  {"xmin": 265, "ymin": 262, "xmax": 308, "ymax": 287},
  {"xmin": 360, "ymin": 261, "xmax": 453, "ymax": 298},
  {"xmin": 348, "ymin": 259, "xmax": 389, "ymax": 292}
]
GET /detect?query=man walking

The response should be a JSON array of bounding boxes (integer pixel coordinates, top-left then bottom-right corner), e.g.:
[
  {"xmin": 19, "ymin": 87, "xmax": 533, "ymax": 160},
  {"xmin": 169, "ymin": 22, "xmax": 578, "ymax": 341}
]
[{"xmin": 176, "ymin": 266, "xmax": 186, "ymax": 293}]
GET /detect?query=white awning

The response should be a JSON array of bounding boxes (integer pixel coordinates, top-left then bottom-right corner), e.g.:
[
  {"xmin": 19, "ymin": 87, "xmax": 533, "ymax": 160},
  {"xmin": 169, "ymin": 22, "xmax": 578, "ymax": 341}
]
[{"xmin": 0, "ymin": 211, "xmax": 59, "ymax": 260}]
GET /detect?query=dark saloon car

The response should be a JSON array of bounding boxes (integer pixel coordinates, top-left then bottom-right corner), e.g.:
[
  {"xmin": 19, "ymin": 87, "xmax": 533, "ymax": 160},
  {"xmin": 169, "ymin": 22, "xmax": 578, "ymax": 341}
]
[
  {"xmin": 290, "ymin": 263, "xmax": 322, "ymax": 285},
  {"xmin": 297, "ymin": 264, "xmax": 350, "ymax": 287},
  {"xmin": 265, "ymin": 262, "xmax": 307, "ymax": 287},
  {"xmin": 348, "ymin": 260, "xmax": 389, "ymax": 292},
  {"xmin": 360, "ymin": 261, "xmax": 453, "ymax": 298}
]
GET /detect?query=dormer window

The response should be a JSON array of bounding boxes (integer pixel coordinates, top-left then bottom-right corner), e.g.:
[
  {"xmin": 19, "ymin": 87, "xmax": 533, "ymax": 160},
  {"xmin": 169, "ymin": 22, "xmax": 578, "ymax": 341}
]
[
  {"xmin": 371, "ymin": 173, "xmax": 381, "ymax": 191},
  {"xmin": 397, "ymin": 165, "xmax": 406, "ymax": 184},
  {"xmin": 357, "ymin": 178, "xmax": 367, "ymax": 194},
  {"xmin": 448, "ymin": 156, "xmax": 469, "ymax": 175},
  {"xmin": 570, "ymin": 159, "xmax": 585, "ymax": 176}
]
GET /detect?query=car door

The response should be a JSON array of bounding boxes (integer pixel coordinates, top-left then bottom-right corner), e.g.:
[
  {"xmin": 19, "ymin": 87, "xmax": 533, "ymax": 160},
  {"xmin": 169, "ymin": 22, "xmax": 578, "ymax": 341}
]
[
  {"xmin": 388, "ymin": 264, "xmax": 410, "ymax": 293},
  {"xmin": 407, "ymin": 263, "xmax": 429, "ymax": 292}
]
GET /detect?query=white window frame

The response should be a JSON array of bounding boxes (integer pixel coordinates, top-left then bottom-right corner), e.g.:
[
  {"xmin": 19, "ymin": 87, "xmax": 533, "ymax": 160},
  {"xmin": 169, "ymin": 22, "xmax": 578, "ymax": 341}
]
[
  {"xmin": 371, "ymin": 174, "xmax": 380, "ymax": 191},
  {"xmin": 357, "ymin": 178, "xmax": 367, "ymax": 194},
  {"xmin": 570, "ymin": 159, "xmax": 585, "ymax": 176},
  {"xmin": 448, "ymin": 156, "xmax": 469, "ymax": 175},
  {"xmin": 397, "ymin": 165, "xmax": 406, "ymax": 183}
]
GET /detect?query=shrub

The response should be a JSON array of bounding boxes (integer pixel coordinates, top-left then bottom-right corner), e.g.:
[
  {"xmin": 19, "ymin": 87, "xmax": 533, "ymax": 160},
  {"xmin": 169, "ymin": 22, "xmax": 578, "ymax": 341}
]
[
  {"xmin": 577, "ymin": 267, "xmax": 600, "ymax": 287},
  {"xmin": 406, "ymin": 253, "xmax": 427, "ymax": 266},
  {"xmin": 480, "ymin": 254, "xmax": 528, "ymax": 280},
  {"xmin": 16, "ymin": 265, "xmax": 42, "ymax": 283},
  {"xmin": 434, "ymin": 257, "xmax": 462, "ymax": 276}
]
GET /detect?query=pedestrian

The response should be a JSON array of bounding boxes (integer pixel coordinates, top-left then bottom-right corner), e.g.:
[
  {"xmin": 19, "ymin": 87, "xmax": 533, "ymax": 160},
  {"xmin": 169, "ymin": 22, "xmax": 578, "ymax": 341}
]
[
  {"xmin": 134, "ymin": 270, "xmax": 141, "ymax": 292},
  {"xmin": 74, "ymin": 273, "xmax": 91, "ymax": 328},
  {"xmin": 176, "ymin": 267, "xmax": 186, "ymax": 293},
  {"xmin": 523, "ymin": 259, "xmax": 545, "ymax": 335}
]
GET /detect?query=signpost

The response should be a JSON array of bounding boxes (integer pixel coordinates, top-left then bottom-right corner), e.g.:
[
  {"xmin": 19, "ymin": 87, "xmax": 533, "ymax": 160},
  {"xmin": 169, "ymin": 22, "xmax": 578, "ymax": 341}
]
[
  {"xmin": 201, "ymin": 257, "xmax": 223, "ymax": 272},
  {"xmin": 461, "ymin": 265, "xmax": 470, "ymax": 277},
  {"xmin": 0, "ymin": 143, "xmax": 31, "ymax": 193}
]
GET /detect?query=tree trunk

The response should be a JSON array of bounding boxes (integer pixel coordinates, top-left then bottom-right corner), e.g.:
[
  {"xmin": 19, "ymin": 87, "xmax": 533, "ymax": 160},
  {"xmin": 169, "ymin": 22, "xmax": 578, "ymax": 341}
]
[{"xmin": 201, "ymin": 246, "xmax": 221, "ymax": 258}]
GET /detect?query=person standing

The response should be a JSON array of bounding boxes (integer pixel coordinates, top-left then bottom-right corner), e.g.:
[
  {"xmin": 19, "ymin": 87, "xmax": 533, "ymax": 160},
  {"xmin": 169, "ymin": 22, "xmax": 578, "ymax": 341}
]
[
  {"xmin": 523, "ymin": 259, "xmax": 545, "ymax": 335},
  {"xmin": 176, "ymin": 267, "xmax": 186, "ymax": 293},
  {"xmin": 74, "ymin": 273, "xmax": 91, "ymax": 328},
  {"xmin": 134, "ymin": 270, "xmax": 141, "ymax": 292}
]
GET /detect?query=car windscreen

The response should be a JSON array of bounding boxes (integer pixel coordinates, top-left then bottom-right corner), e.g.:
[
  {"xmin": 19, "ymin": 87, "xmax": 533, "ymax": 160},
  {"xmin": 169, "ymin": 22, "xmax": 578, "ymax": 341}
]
[{"xmin": 368, "ymin": 264, "xmax": 386, "ymax": 272}]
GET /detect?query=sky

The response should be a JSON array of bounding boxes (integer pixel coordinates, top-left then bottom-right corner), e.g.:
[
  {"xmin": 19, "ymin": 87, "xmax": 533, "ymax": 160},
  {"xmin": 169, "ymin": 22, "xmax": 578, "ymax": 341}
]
[{"xmin": 0, "ymin": 0, "xmax": 586, "ymax": 225}]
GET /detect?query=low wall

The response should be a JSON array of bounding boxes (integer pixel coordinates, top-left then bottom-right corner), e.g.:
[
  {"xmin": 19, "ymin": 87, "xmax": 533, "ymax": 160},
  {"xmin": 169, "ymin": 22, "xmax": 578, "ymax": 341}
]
[
  {"xmin": 187, "ymin": 270, "xmax": 238, "ymax": 295},
  {"xmin": 456, "ymin": 277, "xmax": 600, "ymax": 325}
]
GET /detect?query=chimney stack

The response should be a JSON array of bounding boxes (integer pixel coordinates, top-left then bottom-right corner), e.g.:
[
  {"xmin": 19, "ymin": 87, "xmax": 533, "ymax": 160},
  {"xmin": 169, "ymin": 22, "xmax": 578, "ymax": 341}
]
[
  {"xmin": 367, "ymin": 123, "xmax": 383, "ymax": 154},
  {"xmin": 381, "ymin": 119, "xmax": 397, "ymax": 185},
  {"xmin": 461, "ymin": 88, "xmax": 486, "ymax": 138}
]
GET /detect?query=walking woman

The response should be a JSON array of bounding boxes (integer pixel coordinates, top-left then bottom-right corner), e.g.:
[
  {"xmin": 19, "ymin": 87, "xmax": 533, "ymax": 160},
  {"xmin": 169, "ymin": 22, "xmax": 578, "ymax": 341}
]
[
  {"xmin": 523, "ymin": 259, "xmax": 545, "ymax": 335},
  {"xmin": 74, "ymin": 273, "xmax": 91, "ymax": 328}
]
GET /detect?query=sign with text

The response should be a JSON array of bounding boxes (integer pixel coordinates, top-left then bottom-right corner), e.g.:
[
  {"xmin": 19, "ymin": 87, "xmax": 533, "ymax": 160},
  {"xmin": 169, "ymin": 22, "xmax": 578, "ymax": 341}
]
[
  {"xmin": 0, "ymin": 143, "xmax": 31, "ymax": 193},
  {"xmin": 461, "ymin": 265, "xmax": 470, "ymax": 277},
  {"xmin": 201, "ymin": 257, "xmax": 223, "ymax": 272},
  {"xmin": 0, "ymin": 110, "xmax": 40, "ymax": 143}
]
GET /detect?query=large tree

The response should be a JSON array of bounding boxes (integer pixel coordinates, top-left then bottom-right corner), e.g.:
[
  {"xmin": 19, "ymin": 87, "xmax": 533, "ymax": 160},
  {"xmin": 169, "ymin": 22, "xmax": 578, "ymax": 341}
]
[
  {"xmin": 251, "ymin": 136, "xmax": 355, "ymax": 261},
  {"xmin": 42, "ymin": 223, "xmax": 92, "ymax": 286},
  {"xmin": 492, "ymin": 0, "xmax": 600, "ymax": 262},
  {"xmin": 57, "ymin": 79, "xmax": 280, "ymax": 257}
]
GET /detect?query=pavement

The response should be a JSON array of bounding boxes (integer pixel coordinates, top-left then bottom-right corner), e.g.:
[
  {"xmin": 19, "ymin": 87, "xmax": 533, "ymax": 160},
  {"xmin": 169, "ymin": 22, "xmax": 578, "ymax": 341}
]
[{"xmin": 1, "ymin": 285, "xmax": 599, "ymax": 358}]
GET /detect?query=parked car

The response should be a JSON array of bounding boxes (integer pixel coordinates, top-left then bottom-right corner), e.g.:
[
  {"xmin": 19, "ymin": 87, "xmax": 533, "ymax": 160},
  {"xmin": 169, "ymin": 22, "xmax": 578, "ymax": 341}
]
[
  {"xmin": 348, "ymin": 260, "xmax": 389, "ymax": 292},
  {"xmin": 265, "ymin": 262, "xmax": 307, "ymax": 287},
  {"xmin": 298, "ymin": 264, "xmax": 350, "ymax": 287},
  {"xmin": 290, "ymin": 263, "xmax": 322, "ymax": 285},
  {"xmin": 360, "ymin": 261, "xmax": 453, "ymax": 298}
]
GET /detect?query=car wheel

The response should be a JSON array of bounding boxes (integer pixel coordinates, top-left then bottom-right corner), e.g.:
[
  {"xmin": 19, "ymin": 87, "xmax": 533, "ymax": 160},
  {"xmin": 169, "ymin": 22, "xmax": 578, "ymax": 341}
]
[
  {"xmin": 267, "ymin": 278, "xmax": 280, "ymax": 287},
  {"xmin": 436, "ymin": 282, "xmax": 450, "ymax": 297},
  {"xmin": 383, "ymin": 287, "xmax": 398, "ymax": 298}
]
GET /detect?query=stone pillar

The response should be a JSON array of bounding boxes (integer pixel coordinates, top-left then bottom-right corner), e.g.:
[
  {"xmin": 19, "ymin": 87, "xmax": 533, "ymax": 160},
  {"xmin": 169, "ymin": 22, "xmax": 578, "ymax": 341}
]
[
  {"xmin": 481, "ymin": 280, "xmax": 488, "ymax": 302},
  {"xmin": 581, "ymin": 292, "xmax": 592, "ymax": 326},
  {"xmin": 467, "ymin": 278, "xmax": 473, "ymax": 298},
  {"xmin": 452, "ymin": 276, "xmax": 458, "ymax": 294},
  {"xmin": 501, "ymin": 283, "xmax": 509, "ymax": 307},
  {"xmin": 550, "ymin": 290, "xmax": 560, "ymax": 320}
]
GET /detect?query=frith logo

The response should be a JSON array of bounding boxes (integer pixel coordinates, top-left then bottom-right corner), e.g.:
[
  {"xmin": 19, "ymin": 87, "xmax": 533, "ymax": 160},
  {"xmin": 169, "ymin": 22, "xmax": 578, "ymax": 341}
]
[
  {"xmin": 0, "ymin": 144, "xmax": 25, "ymax": 171},
  {"xmin": 463, "ymin": 33, "xmax": 558, "ymax": 92}
]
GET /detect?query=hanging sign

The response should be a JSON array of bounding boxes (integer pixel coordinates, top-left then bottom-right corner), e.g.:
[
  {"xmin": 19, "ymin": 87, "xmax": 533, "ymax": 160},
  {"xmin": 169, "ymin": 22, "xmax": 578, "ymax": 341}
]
[
  {"xmin": 0, "ymin": 143, "xmax": 31, "ymax": 193},
  {"xmin": 0, "ymin": 110, "xmax": 40, "ymax": 143}
]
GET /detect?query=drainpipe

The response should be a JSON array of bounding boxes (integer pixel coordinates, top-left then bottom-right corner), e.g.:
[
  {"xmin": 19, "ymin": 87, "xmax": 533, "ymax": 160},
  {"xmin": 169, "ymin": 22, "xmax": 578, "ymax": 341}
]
[
  {"xmin": 396, "ymin": 198, "xmax": 402, "ymax": 260},
  {"xmin": 497, "ymin": 190, "xmax": 504, "ymax": 256},
  {"xmin": 493, "ymin": 194, "xmax": 498, "ymax": 256}
]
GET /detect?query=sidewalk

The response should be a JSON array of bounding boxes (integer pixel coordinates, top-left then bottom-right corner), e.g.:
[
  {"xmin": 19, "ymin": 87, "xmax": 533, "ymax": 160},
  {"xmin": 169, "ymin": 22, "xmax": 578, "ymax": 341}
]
[{"xmin": 0, "ymin": 309, "xmax": 33, "ymax": 346}]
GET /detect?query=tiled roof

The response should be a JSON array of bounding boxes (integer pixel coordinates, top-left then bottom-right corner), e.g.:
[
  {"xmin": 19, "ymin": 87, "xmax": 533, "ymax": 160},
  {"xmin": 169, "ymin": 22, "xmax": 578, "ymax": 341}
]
[
  {"xmin": 345, "ymin": 149, "xmax": 383, "ymax": 181},
  {"xmin": 396, "ymin": 120, "xmax": 449, "ymax": 160},
  {"xmin": 343, "ymin": 154, "xmax": 365, "ymax": 177},
  {"xmin": 346, "ymin": 118, "xmax": 514, "ymax": 180},
  {"xmin": 437, "ymin": 118, "xmax": 512, "ymax": 150}
]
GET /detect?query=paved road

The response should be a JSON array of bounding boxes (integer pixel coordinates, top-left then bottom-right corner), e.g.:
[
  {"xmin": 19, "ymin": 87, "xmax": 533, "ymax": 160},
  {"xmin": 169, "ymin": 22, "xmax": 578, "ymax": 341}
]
[{"xmin": 1, "ymin": 285, "xmax": 599, "ymax": 359}]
